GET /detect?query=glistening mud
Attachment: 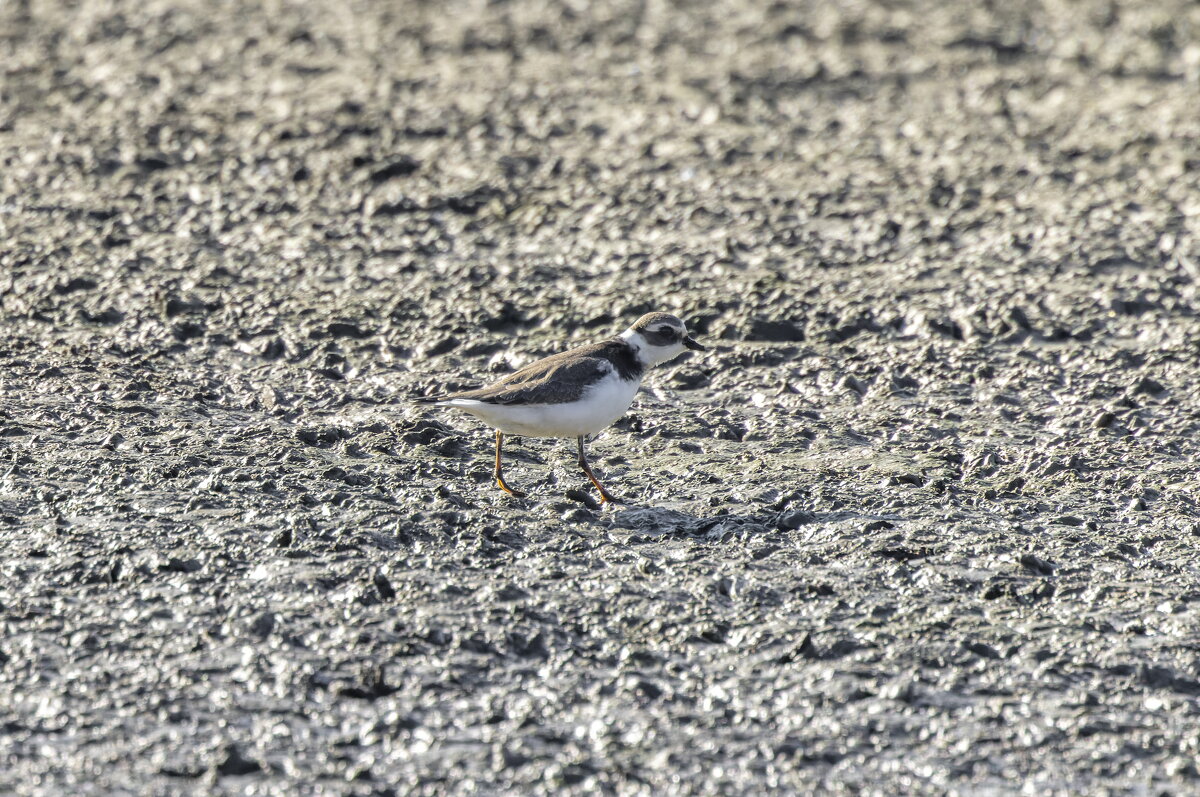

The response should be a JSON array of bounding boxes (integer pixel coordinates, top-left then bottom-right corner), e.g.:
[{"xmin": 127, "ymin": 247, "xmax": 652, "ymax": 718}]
[{"xmin": 2, "ymin": 0, "xmax": 1200, "ymax": 794}]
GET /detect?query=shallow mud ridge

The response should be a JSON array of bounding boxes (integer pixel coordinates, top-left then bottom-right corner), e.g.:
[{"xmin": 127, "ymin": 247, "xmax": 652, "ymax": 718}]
[{"xmin": 2, "ymin": 0, "xmax": 1200, "ymax": 793}]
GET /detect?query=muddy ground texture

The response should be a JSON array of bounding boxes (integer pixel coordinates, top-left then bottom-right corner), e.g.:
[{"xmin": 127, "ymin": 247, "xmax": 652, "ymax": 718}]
[{"xmin": 3, "ymin": 0, "xmax": 1200, "ymax": 794}]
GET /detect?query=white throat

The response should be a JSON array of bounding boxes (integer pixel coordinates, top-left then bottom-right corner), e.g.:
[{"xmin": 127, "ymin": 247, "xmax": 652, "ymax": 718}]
[{"xmin": 619, "ymin": 329, "xmax": 684, "ymax": 368}]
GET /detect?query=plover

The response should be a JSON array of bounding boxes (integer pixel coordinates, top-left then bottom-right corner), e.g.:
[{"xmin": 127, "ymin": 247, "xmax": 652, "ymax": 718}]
[{"xmin": 415, "ymin": 312, "xmax": 706, "ymax": 503}]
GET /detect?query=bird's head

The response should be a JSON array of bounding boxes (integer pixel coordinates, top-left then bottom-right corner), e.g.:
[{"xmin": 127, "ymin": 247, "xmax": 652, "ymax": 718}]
[{"xmin": 619, "ymin": 312, "xmax": 707, "ymax": 367}]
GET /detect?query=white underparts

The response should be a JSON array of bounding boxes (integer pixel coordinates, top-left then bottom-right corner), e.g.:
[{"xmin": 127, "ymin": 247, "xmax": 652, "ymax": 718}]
[{"xmin": 436, "ymin": 371, "xmax": 642, "ymax": 437}]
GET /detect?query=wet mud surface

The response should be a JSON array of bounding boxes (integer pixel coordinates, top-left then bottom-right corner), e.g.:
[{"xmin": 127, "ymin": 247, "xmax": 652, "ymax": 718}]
[{"xmin": 3, "ymin": 0, "xmax": 1200, "ymax": 793}]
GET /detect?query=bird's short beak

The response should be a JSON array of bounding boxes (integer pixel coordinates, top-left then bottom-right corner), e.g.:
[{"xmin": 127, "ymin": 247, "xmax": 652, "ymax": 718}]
[{"xmin": 684, "ymin": 335, "xmax": 707, "ymax": 352}]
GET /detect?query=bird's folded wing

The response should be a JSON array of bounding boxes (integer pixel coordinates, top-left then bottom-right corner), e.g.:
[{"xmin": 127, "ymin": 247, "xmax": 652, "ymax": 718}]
[{"xmin": 446, "ymin": 356, "xmax": 613, "ymax": 405}]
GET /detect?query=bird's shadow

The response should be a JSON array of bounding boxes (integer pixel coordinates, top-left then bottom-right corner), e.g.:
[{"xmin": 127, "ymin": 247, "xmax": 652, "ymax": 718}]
[
  {"xmin": 404, "ymin": 417, "xmax": 901, "ymax": 540},
  {"xmin": 603, "ymin": 504, "xmax": 765, "ymax": 538},
  {"xmin": 595, "ymin": 503, "xmax": 896, "ymax": 541}
]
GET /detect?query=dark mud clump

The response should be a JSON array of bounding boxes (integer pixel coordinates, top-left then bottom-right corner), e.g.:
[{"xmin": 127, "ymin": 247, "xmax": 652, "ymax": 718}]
[{"xmin": 3, "ymin": 0, "xmax": 1200, "ymax": 793}]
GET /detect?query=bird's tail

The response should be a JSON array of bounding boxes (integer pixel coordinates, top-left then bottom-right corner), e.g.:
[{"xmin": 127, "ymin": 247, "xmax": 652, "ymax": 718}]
[{"xmin": 412, "ymin": 394, "xmax": 446, "ymax": 405}]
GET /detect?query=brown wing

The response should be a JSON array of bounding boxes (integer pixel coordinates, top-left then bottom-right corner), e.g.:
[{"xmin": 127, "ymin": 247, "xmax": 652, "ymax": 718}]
[
  {"xmin": 440, "ymin": 353, "xmax": 614, "ymax": 405},
  {"xmin": 414, "ymin": 339, "xmax": 641, "ymax": 405}
]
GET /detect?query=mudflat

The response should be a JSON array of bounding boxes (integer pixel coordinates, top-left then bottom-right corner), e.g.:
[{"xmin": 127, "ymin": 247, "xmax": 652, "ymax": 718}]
[{"xmin": 2, "ymin": 1, "xmax": 1200, "ymax": 793}]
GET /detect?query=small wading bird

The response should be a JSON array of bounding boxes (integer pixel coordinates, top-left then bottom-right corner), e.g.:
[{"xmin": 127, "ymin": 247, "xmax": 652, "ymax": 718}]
[{"xmin": 415, "ymin": 312, "xmax": 706, "ymax": 503}]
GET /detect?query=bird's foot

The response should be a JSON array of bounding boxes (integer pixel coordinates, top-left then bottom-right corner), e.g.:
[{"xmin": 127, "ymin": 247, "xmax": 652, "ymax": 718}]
[
  {"xmin": 496, "ymin": 476, "xmax": 526, "ymax": 498},
  {"xmin": 596, "ymin": 488, "xmax": 622, "ymax": 505}
]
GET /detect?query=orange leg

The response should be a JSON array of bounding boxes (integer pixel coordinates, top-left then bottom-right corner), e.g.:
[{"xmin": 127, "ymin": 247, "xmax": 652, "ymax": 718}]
[
  {"xmin": 577, "ymin": 435, "xmax": 620, "ymax": 504},
  {"xmin": 494, "ymin": 430, "xmax": 526, "ymax": 497}
]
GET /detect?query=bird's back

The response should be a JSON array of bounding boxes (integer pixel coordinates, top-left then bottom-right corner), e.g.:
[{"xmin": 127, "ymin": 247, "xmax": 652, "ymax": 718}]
[{"xmin": 416, "ymin": 337, "xmax": 643, "ymax": 406}]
